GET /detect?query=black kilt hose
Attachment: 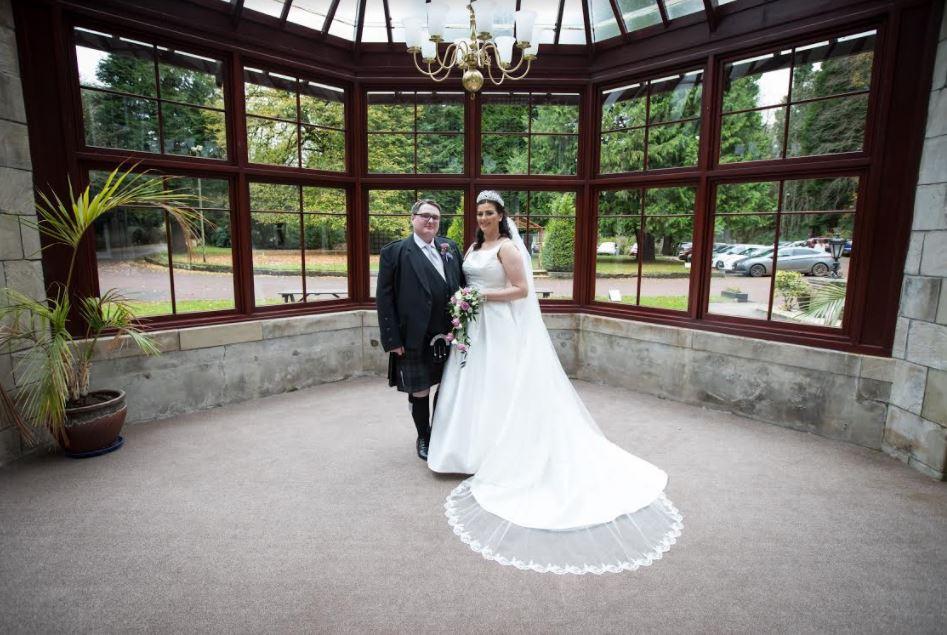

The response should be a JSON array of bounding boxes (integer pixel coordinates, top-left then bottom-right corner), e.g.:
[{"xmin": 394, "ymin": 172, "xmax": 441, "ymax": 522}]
[{"xmin": 375, "ymin": 235, "xmax": 465, "ymax": 394}]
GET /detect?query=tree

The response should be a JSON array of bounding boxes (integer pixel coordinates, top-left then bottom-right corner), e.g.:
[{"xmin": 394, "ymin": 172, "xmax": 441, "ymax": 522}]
[{"xmin": 541, "ymin": 219, "xmax": 575, "ymax": 272}]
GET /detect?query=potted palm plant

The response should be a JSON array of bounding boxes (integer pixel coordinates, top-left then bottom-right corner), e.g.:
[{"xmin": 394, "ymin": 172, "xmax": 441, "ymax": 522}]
[{"xmin": 0, "ymin": 165, "xmax": 200, "ymax": 457}]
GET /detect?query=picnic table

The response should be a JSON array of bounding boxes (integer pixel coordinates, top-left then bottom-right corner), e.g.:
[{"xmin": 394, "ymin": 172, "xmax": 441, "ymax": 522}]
[
  {"xmin": 280, "ymin": 290, "xmax": 347, "ymax": 303},
  {"xmin": 536, "ymin": 290, "xmax": 553, "ymax": 299}
]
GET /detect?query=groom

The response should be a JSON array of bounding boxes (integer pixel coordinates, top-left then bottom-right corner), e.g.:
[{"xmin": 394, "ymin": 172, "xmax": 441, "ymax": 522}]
[{"xmin": 376, "ymin": 199, "xmax": 465, "ymax": 460}]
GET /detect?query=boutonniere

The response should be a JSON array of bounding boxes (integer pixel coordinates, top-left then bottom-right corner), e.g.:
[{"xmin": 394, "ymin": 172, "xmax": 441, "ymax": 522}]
[{"xmin": 439, "ymin": 243, "xmax": 453, "ymax": 262}]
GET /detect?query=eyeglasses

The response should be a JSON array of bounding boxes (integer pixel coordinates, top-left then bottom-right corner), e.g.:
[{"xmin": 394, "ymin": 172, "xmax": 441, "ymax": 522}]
[{"xmin": 413, "ymin": 212, "xmax": 441, "ymax": 223}]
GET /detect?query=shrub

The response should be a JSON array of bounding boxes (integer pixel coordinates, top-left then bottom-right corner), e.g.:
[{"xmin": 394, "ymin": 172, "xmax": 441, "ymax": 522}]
[
  {"xmin": 775, "ymin": 270, "xmax": 810, "ymax": 310},
  {"xmin": 540, "ymin": 219, "xmax": 575, "ymax": 272}
]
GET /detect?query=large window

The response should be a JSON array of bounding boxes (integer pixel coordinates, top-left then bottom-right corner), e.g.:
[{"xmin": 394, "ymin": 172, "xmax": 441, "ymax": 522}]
[
  {"xmin": 76, "ymin": 28, "xmax": 227, "ymax": 158},
  {"xmin": 91, "ymin": 171, "xmax": 235, "ymax": 316},
  {"xmin": 481, "ymin": 92, "xmax": 580, "ymax": 175},
  {"xmin": 249, "ymin": 183, "xmax": 349, "ymax": 306},
  {"xmin": 244, "ymin": 68, "xmax": 346, "ymax": 171},
  {"xmin": 366, "ymin": 91, "xmax": 465, "ymax": 174},
  {"xmin": 600, "ymin": 71, "xmax": 703, "ymax": 174},
  {"xmin": 596, "ymin": 186, "xmax": 696, "ymax": 310},
  {"xmin": 720, "ymin": 30, "xmax": 875, "ymax": 163}
]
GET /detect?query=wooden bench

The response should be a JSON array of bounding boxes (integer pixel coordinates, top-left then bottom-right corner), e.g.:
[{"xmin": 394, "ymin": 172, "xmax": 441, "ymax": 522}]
[{"xmin": 280, "ymin": 290, "xmax": 347, "ymax": 303}]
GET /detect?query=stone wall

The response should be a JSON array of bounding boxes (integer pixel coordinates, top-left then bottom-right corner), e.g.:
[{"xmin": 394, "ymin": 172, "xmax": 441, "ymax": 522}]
[
  {"xmin": 0, "ymin": 0, "xmax": 44, "ymax": 464},
  {"xmin": 882, "ymin": 11, "xmax": 947, "ymax": 479}
]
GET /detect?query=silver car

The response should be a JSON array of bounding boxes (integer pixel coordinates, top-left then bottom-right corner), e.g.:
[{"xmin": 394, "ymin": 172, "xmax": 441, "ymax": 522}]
[{"xmin": 732, "ymin": 247, "xmax": 836, "ymax": 277}]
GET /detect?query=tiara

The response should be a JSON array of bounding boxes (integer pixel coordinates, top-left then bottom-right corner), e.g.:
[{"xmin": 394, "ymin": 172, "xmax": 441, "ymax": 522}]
[{"xmin": 476, "ymin": 190, "xmax": 505, "ymax": 208}]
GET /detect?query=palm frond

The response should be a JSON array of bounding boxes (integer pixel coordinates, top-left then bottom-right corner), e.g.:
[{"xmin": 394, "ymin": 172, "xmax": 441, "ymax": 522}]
[{"xmin": 795, "ymin": 280, "xmax": 846, "ymax": 327}]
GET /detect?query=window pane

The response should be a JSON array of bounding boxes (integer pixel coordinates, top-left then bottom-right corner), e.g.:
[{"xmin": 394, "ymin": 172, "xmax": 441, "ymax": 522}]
[
  {"xmin": 482, "ymin": 134, "xmax": 528, "ymax": 174},
  {"xmin": 649, "ymin": 72, "xmax": 702, "ymax": 124},
  {"xmin": 595, "ymin": 213, "xmax": 639, "ymax": 304},
  {"xmin": 530, "ymin": 135, "xmax": 578, "ymax": 175},
  {"xmin": 647, "ymin": 120, "xmax": 700, "ymax": 169},
  {"xmin": 162, "ymin": 104, "xmax": 227, "ymax": 158},
  {"xmin": 646, "ymin": 185, "xmax": 696, "ymax": 215},
  {"xmin": 418, "ymin": 134, "xmax": 464, "ymax": 173},
  {"xmin": 300, "ymin": 82, "xmax": 345, "ymax": 128},
  {"xmin": 251, "ymin": 212, "xmax": 302, "ymax": 306},
  {"xmin": 601, "ymin": 83, "xmax": 647, "ymax": 131},
  {"xmin": 533, "ymin": 215, "xmax": 574, "ymax": 300},
  {"xmin": 367, "ymin": 92, "xmax": 415, "ymax": 132},
  {"xmin": 247, "ymin": 116, "xmax": 298, "ymax": 166},
  {"xmin": 719, "ymin": 107, "xmax": 784, "ymax": 163},
  {"xmin": 93, "ymin": 206, "xmax": 171, "ymax": 317},
  {"xmin": 723, "ymin": 52, "xmax": 791, "ymax": 112},
  {"xmin": 368, "ymin": 189, "xmax": 416, "ymax": 215},
  {"xmin": 368, "ymin": 133, "xmax": 414, "ymax": 173},
  {"xmin": 303, "ymin": 212, "xmax": 348, "ymax": 302},
  {"xmin": 600, "ymin": 129, "xmax": 645, "ymax": 173},
  {"xmin": 157, "ymin": 49, "xmax": 224, "ymax": 109},
  {"xmin": 708, "ymin": 214, "xmax": 777, "ymax": 318},
  {"xmin": 782, "ymin": 176, "xmax": 858, "ymax": 213},
  {"xmin": 74, "ymin": 29, "xmax": 156, "ymax": 97},
  {"xmin": 417, "ymin": 94, "xmax": 464, "ymax": 132},
  {"xmin": 530, "ymin": 94, "xmax": 580, "ymax": 133},
  {"xmin": 599, "ymin": 188, "xmax": 642, "ymax": 216},
  {"xmin": 250, "ymin": 181, "xmax": 299, "ymax": 212},
  {"xmin": 616, "ymin": 0, "xmax": 662, "ymax": 32},
  {"xmin": 82, "ymin": 89, "xmax": 159, "ymax": 152},
  {"xmin": 639, "ymin": 215, "xmax": 693, "ymax": 311},
  {"xmin": 244, "ymin": 70, "xmax": 298, "ymax": 120},
  {"xmin": 773, "ymin": 214, "xmax": 852, "ymax": 328},
  {"xmin": 418, "ymin": 190, "xmax": 465, "ymax": 221},
  {"xmin": 792, "ymin": 31, "xmax": 875, "ymax": 101},
  {"xmin": 786, "ymin": 94, "xmax": 868, "ymax": 158},
  {"xmin": 716, "ymin": 181, "xmax": 780, "ymax": 214},
  {"xmin": 481, "ymin": 94, "xmax": 530, "ymax": 133},
  {"xmin": 170, "ymin": 208, "xmax": 235, "ymax": 314},
  {"xmin": 530, "ymin": 191, "xmax": 576, "ymax": 217},
  {"xmin": 301, "ymin": 125, "xmax": 346, "ymax": 171}
]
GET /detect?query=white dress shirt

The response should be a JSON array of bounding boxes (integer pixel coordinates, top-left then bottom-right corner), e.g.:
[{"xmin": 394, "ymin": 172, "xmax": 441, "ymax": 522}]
[{"xmin": 413, "ymin": 232, "xmax": 446, "ymax": 280}]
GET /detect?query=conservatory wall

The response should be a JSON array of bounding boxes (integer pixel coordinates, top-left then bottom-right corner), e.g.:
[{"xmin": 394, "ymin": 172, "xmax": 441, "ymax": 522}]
[{"xmin": 1, "ymin": 0, "xmax": 945, "ymax": 478}]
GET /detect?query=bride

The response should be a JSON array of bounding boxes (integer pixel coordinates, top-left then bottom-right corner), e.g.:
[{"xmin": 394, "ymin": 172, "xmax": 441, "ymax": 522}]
[{"xmin": 427, "ymin": 190, "xmax": 683, "ymax": 575}]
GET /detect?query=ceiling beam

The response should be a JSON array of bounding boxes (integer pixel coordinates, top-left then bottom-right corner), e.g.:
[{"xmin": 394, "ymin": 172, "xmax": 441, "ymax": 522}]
[
  {"xmin": 607, "ymin": 0, "xmax": 629, "ymax": 38},
  {"xmin": 580, "ymin": 0, "xmax": 592, "ymax": 52},
  {"xmin": 656, "ymin": 0, "xmax": 670, "ymax": 27},
  {"xmin": 279, "ymin": 0, "xmax": 293, "ymax": 27},
  {"xmin": 321, "ymin": 0, "xmax": 341, "ymax": 41},
  {"xmin": 231, "ymin": 0, "xmax": 244, "ymax": 26},
  {"xmin": 553, "ymin": 0, "xmax": 566, "ymax": 45},
  {"xmin": 702, "ymin": 0, "xmax": 718, "ymax": 32},
  {"xmin": 354, "ymin": 0, "xmax": 368, "ymax": 44},
  {"xmin": 383, "ymin": 0, "xmax": 393, "ymax": 44}
]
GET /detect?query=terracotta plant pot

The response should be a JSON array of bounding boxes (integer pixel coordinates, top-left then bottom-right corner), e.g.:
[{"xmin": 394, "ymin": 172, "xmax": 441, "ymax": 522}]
[{"xmin": 63, "ymin": 390, "xmax": 127, "ymax": 456}]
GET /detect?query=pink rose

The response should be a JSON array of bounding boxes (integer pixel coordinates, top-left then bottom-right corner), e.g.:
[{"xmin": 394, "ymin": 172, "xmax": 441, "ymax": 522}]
[
  {"xmin": 461, "ymin": 302, "xmax": 470, "ymax": 310},
  {"xmin": 445, "ymin": 333, "xmax": 454, "ymax": 342},
  {"xmin": 457, "ymin": 343, "xmax": 467, "ymax": 352},
  {"xmin": 450, "ymin": 296, "xmax": 458, "ymax": 304},
  {"xmin": 452, "ymin": 318, "xmax": 461, "ymax": 327}
]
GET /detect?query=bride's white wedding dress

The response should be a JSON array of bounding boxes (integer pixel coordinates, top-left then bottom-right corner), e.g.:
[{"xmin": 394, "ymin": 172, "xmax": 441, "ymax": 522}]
[{"xmin": 427, "ymin": 221, "xmax": 683, "ymax": 575}]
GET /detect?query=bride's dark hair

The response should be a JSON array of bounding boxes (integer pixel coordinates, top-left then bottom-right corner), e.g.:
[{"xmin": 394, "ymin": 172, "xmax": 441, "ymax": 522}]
[{"xmin": 474, "ymin": 199, "xmax": 512, "ymax": 251}]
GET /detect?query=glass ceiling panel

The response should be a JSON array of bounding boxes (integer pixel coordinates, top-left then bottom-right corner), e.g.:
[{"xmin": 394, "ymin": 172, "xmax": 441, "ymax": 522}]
[
  {"xmin": 287, "ymin": 0, "xmax": 333, "ymax": 30},
  {"xmin": 230, "ymin": 0, "xmax": 733, "ymax": 44},
  {"xmin": 361, "ymin": 0, "xmax": 389, "ymax": 41},
  {"xmin": 244, "ymin": 0, "xmax": 286, "ymax": 18},
  {"xmin": 616, "ymin": 0, "xmax": 661, "ymax": 32},
  {"xmin": 664, "ymin": 0, "xmax": 705, "ymax": 20}
]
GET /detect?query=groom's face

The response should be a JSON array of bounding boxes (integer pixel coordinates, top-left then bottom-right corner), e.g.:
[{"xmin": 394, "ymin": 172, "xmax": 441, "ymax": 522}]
[{"xmin": 411, "ymin": 203, "xmax": 441, "ymax": 244}]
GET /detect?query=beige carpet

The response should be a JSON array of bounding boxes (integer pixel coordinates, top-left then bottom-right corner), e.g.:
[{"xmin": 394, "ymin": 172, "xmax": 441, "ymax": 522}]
[{"xmin": 1, "ymin": 376, "xmax": 945, "ymax": 633}]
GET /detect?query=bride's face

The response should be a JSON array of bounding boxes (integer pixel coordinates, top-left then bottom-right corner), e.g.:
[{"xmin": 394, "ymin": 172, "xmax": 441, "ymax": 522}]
[{"xmin": 476, "ymin": 202, "xmax": 502, "ymax": 235}]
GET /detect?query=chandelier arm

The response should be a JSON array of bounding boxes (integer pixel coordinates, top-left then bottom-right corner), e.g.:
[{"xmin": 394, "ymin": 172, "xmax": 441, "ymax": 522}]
[
  {"xmin": 501, "ymin": 50, "xmax": 528, "ymax": 75},
  {"xmin": 502, "ymin": 58, "xmax": 533, "ymax": 82},
  {"xmin": 412, "ymin": 50, "xmax": 436, "ymax": 77},
  {"xmin": 485, "ymin": 57, "xmax": 502, "ymax": 86}
]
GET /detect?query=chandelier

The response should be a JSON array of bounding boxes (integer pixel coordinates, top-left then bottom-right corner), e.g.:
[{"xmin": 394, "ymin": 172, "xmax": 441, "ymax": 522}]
[{"xmin": 403, "ymin": 2, "xmax": 539, "ymax": 94}]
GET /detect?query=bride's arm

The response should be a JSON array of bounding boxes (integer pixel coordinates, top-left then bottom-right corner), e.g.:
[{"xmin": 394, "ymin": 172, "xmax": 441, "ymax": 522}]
[{"xmin": 482, "ymin": 242, "xmax": 529, "ymax": 302}]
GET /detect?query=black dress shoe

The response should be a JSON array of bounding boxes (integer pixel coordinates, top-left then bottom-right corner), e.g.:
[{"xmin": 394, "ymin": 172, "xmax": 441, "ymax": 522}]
[{"xmin": 416, "ymin": 436, "xmax": 429, "ymax": 461}]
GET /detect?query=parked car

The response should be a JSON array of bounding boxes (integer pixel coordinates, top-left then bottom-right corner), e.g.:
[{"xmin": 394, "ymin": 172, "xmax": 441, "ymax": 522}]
[
  {"xmin": 711, "ymin": 244, "xmax": 752, "ymax": 269},
  {"xmin": 597, "ymin": 241, "xmax": 619, "ymax": 256},
  {"xmin": 628, "ymin": 243, "xmax": 638, "ymax": 257},
  {"xmin": 677, "ymin": 242, "xmax": 693, "ymax": 257},
  {"xmin": 715, "ymin": 244, "xmax": 770, "ymax": 271},
  {"xmin": 732, "ymin": 247, "xmax": 836, "ymax": 277}
]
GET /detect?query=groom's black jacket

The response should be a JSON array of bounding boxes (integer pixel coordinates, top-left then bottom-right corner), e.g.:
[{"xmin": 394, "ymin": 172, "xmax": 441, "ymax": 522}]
[{"xmin": 376, "ymin": 235, "xmax": 465, "ymax": 352}]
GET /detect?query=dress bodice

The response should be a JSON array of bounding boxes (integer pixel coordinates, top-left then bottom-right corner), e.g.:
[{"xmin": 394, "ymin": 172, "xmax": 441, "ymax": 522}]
[{"xmin": 463, "ymin": 242, "xmax": 508, "ymax": 290}]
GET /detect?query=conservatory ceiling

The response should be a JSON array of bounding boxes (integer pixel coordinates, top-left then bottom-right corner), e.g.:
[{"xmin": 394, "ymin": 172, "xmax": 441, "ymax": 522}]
[{"xmin": 205, "ymin": 0, "xmax": 738, "ymax": 46}]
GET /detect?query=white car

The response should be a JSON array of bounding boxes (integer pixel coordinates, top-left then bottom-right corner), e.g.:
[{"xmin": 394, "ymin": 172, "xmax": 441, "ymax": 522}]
[
  {"xmin": 711, "ymin": 244, "xmax": 752, "ymax": 270},
  {"xmin": 597, "ymin": 241, "xmax": 619, "ymax": 256},
  {"xmin": 715, "ymin": 245, "xmax": 772, "ymax": 271}
]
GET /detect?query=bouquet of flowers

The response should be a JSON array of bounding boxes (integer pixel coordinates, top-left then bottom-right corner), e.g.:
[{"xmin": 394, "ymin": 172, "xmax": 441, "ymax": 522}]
[{"xmin": 447, "ymin": 287, "xmax": 483, "ymax": 367}]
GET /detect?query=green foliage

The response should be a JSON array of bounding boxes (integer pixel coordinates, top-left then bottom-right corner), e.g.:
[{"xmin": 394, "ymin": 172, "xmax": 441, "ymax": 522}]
[
  {"xmin": 775, "ymin": 270, "xmax": 810, "ymax": 310},
  {"xmin": 796, "ymin": 279, "xmax": 846, "ymax": 326},
  {"xmin": 446, "ymin": 216, "xmax": 464, "ymax": 246},
  {"xmin": 541, "ymin": 219, "xmax": 575, "ymax": 272}
]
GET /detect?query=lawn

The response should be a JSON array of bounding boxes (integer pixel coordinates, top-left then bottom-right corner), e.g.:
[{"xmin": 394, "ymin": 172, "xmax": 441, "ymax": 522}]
[
  {"xmin": 123, "ymin": 298, "xmax": 236, "ymax": 317},
  {"xmin": 594, "ymin": 295, "xmax": 725, "ymax": 311}
]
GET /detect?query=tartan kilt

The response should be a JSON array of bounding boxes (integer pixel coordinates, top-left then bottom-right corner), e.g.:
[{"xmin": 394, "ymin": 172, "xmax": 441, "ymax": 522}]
[{"xmin": 388, "ymin": 345, "xmax": 444, "ymax": 393}]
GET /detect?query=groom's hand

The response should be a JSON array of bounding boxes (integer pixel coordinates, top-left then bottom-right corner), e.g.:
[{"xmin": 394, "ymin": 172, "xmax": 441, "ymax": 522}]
[{"xmin": 392, "ymin": 347, "xmax": 405, "ymax": 356}]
